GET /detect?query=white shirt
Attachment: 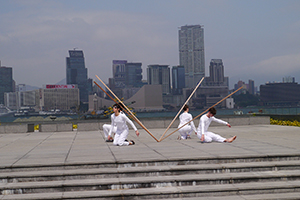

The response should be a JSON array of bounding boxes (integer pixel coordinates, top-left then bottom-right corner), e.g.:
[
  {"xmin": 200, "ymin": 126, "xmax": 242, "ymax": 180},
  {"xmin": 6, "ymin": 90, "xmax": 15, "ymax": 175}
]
[
  {"xmin": 197, "ymin": 114, "xmax": 228, "ymax": 136},
  {"xmin": 178, "ymin": 112, "xmax": 197, "ymax": 132},
  {"xmin": 109, "ymin": 112, "xmax": 137, "ymax": 135}
]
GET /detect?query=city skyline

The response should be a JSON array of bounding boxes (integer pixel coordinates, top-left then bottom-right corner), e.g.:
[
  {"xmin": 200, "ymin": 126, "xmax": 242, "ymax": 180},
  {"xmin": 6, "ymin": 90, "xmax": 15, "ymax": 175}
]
[{"xmin": 1, "ymin": 0, "xmax": 300, "ymax": 89}]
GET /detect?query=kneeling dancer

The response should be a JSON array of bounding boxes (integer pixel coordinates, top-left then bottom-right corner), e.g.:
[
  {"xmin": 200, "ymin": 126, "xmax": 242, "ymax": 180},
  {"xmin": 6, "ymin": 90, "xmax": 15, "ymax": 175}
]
[{"xmin": 109, "ymin": 103, "xmax": 139, "ymax": 146}]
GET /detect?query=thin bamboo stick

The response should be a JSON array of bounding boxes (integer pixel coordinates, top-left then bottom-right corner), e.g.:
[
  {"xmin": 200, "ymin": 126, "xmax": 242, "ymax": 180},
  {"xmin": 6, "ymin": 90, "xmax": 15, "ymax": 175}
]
[
  {"xmin": 159, "ymin": 86, "xmax": 243, "ymax": 142},
  {"xmin": 158, "ymin": 77, "xmax": 204, "ymax": 141},
  {"xmin": 95, "ymin": 75, "xmax": 159, "ymax": 142}
]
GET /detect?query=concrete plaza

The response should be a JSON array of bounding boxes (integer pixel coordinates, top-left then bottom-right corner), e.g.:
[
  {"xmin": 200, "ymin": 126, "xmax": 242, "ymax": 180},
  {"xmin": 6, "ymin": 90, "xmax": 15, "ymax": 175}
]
[{"xmin": 1, "ymin": 124, "xmax": 300, "ymax": 168}]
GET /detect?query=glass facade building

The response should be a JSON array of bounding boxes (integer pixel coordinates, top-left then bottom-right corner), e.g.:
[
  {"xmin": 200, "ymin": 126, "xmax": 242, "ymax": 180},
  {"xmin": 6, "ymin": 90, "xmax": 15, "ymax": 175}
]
[
  {"xmin": 125, "ymin": 62, "xmax": 143, "ymax": 87},
  {"xmin": 0, "ymin": 66, "xmax": 13, "ymax": 104},
  {"xmin": 66, "ymin": 50, "xmax": 91, "ymax": 103},
  {"xmin": 172, "ymin": 66, "xmax": 185, "ymax": 95},
  {"xmin": 147, "ymin": 65, "xmax": 170, "ymax": 94}
]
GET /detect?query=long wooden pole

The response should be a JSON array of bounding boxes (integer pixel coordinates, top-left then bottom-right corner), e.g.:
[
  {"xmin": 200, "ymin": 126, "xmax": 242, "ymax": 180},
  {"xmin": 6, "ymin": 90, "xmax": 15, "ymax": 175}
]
[
  {"xmin": 95, "ymin": 75, "xmax": 159, "ymax": 142},
  {"xmin": 158, "ymin": 77, "xmax": 204, "ymax": 141},
  {"xmin": 94, "ymin": 81, "xmax": 143, "ymax": 126},
  {"xmin": 159, "ymin": 86, "xmax": 243, "ymax": 142},
  {"xmin": 94, "ymin": 81, "xmax": 118, "ymax": 104}
]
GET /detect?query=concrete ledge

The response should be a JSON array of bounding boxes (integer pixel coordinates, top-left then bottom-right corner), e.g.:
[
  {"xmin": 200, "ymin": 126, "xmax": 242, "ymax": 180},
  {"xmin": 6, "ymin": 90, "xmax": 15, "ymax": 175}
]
[
  {"xmin": 57, "ymin": 123, "xmax": 73, "ymax": 132},
  {"xmin": 40, "ymin": 124, "xmax": 57, "ymax": 132},
  {"xmin": 0, "ymin": 116, "xmax": 270, "ymax": 133},
  {"xmin": 77, "ymin": 123, "xmax": 100, "ymax": 131},
  {"xmin": 250, "ymin": 116, "xmax": 270, "ymax": 125},
  {"xmin": 2, "ymin": 124, "xmax": 28, "ymax": 133}
]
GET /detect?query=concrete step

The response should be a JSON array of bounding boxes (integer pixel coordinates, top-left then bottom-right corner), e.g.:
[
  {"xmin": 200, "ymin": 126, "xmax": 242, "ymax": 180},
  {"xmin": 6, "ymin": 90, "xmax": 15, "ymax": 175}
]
[
  {"xmin": 1, "ymin": 160, "xmax": 300, "ymax": 183},
  {"xmin": 2, "ymin": 154, "xmax": 300, "ymax": 172},
  {"xmin": 1, "ymin": 181, "xmax": 300, "ymax": 199},
  {"xmin": 1, "ymin": 170, "xmax": 300, "ymax": 194}
]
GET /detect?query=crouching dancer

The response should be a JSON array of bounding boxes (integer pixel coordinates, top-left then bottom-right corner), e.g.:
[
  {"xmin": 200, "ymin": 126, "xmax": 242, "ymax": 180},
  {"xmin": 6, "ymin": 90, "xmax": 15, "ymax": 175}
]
[
  {"xmin": 109, "ymin": 103, "xmax": 139, "ymax": 146},
  {"xmin": 178, "ymin": 105, "xmax": 197, "ymax": 140},
  {"xmin": 197, "ymin": 107, "xmax": 236, "ymax": 143}
]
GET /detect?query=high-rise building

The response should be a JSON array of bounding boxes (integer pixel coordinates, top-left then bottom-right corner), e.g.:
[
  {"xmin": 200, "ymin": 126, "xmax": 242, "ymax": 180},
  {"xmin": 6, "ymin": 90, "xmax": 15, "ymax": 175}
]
[
  {"xmin": 112, "ymin": 60, "xmax": 143, "ymax": 88},
  {"xmin": 204, "ymin": 59, "xmax": 228, "ymax": 87},
  {"xmin": 125, "ymin": 62, "xmax": 143, "ymax": 87},
  {"xmin": 112, "ymin": 60, "xmax": 127, "ymax": 88},
  {"xmin": 209, "ymin": 59, "xmax": 224, "ymax": 84},
  {"xmin": 66, "ymin": 49, "xmax": 92, "ymax": 103},
  {"xmin": 172, "ymin": 65, "xmax": 185, "ymax": 95},
  {"xmin": 248, "ymin": 79, "xmax": 255, "ymax": 95},
  {"xmin": 147, "ymin": 65, "xmax": 170, "ymax": 94},
  {"xmin": 0, "ymin": 66, "xmax": 13, "ymax": 104},
  {"xmin": 179, "ymin": 25, "xmax": 205, "ymax": 88}
]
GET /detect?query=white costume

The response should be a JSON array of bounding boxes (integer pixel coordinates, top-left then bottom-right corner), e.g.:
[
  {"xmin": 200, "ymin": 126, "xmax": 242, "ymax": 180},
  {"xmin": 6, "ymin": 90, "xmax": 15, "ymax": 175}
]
[
  {"xmin": 103, "ymin": 124, "xmax": 116, "ymax": 139},
  {"xmin": 103, "ymin": 111, "xmax": 123, "ymax": 139},
  {"xmin": 197, "ymin": 114, "xmax": 228, "ymax": 143},
  {"xmin": 109, "ymin": 112, "xmax": 137, "ymax": 146},
  {"xmin": 178, "ymin": 112, "xmax": 197, "ymax": 139}
]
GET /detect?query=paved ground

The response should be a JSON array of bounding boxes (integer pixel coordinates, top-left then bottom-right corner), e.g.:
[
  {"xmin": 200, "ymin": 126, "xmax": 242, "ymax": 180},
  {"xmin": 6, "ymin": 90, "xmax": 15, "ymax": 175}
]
[{"xmin": 0, "ymin": 125, "xmax": 300, "ymax": 167}]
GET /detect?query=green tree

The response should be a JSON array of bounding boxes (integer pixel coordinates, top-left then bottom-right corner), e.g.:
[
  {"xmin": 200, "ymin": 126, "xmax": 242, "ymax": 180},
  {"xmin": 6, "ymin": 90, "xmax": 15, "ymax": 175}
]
[{"xmin": 233, "ymin": 91, "xmax": 260, "ymax": 107}]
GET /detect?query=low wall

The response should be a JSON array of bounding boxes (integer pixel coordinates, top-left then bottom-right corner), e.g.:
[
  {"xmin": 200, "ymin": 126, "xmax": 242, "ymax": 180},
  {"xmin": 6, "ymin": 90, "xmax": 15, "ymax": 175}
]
[{"xmin": 0, "ymin": 116, "xmax": 270, "ymax": 134}]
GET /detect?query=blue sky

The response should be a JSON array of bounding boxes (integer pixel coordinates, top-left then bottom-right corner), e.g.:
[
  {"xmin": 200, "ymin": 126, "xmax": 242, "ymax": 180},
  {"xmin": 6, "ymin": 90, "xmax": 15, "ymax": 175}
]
[{"xmin": 0, "ymin": 0, "xmax": 300, "ymax": 89}]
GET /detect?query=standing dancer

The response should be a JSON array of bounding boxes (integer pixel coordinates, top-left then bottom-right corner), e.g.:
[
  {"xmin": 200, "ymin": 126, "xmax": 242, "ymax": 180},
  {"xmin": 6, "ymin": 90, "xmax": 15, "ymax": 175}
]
[
  {"xmin": 109, "ymin": 103, "xmax": 139, "ymax": 146},
  {"xmin": 197, "ymin": 107, "xmax": 236, "ymax": 143},
  {"xmin": 178, "ymin": 105, "xmax": 197, "ymax": 140}
]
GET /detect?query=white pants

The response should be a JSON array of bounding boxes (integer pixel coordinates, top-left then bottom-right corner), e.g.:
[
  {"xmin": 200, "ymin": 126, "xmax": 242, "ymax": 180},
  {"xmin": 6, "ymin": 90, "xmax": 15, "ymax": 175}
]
[
  {"xmin": 113, "ymin": 129, "xmax": 130, "ymax": 146},
  {"xmin": 197, "ymin": 131, "xmax": 225, "ymax": 143},
  {"xmin": 178, "ymin": 125, "xmax": 193, "ymax": 139},
  {"xmin": 103, "ymin": 124, "xmax": 117, "ymax": 138}
]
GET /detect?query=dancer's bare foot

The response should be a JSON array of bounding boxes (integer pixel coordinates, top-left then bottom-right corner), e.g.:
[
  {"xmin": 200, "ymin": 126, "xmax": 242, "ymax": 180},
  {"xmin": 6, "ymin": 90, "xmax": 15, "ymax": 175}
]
[{"xmin": 225, "ymin": 136, "xmax": 237, "ymax": 143}]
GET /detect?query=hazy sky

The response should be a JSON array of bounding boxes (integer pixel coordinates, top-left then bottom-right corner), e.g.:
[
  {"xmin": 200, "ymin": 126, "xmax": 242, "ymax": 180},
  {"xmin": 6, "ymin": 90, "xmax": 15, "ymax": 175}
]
[{"xmin": 1, "ymin": 0, "xmax": 300, "ymax": 89}]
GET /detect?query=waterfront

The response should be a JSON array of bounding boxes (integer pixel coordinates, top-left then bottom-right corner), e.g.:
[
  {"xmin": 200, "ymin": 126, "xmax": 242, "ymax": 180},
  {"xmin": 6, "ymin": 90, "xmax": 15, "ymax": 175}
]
[
  {"xmin": 136, "ymin": 106, "xmax": 300, "ymax": 119},
  {"xmin": 0, "ymin": 106, "xmax": 299, "ymax": 124}
]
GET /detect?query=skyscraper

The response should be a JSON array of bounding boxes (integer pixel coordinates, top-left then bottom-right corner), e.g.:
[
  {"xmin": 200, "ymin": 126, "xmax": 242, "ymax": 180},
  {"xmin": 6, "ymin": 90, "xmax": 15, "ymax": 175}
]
[
  {"xmin": 66, "ymin": 49, "xmax": 91, "ymax": 103},
  {"xmin": 172, "ymin": 65, "xmax": 185, "ymax": 95},
  {"xmin": 248, "ymin": 79, "xmax": 255, "ymax": 95},
  {"xmin": 112, "ymin": 60, "xmax": 127, "ymax": 88},
  {"xmin": 0, "ymin": 66, "xmax": 13, "ymax": 104},
  {"xmin": 125, "ymin": 62, "xmax": 143, "ymax": 87},
  {"xmin": 209, "ymin": 59, "xmax": 224, "ymax": 85},
  {"xmin": 147, "ymin": 65, "xmax": 170, "ymax": 94},
  {"xmin": 179, "ymin": 25, "xmax": 205, "ymax": 88}
]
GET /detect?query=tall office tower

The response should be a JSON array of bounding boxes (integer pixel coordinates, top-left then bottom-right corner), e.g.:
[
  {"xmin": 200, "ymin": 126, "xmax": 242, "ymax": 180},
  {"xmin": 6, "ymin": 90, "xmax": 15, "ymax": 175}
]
[
  {"xmin": 112, "ymin": 60, "xmax": 127, "ymax": 88},
  {"xmin": 147, "ymin": 65, "xmax": 170, "ymax": 94},
  {"xmin": 248, "ymin": 79, "xmax": 255, "ymax": 95},
  {"xmin": 209, "ymin": 59, "xmax": 224, "ymax": 84},
  {"xmin": 66, "ymin": 49, "xmax": 91, "ymax": 103},
  {"xmin": 179, "ymin": 25, "xmax": 205, "ymax": 88},
  {"xmin": 172, "ymin": 65, "xmax": 185, "ymax": 95},
  {"xmin": 125, "ymin": 62, "xmax": 143, "ymax": 87},
  {"xmin": 0, "ymin": 66, "xmax": 13, "ymax": 104}
]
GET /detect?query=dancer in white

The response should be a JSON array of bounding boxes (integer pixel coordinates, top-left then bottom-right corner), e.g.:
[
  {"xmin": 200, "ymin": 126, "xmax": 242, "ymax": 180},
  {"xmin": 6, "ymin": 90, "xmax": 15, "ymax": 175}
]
[
  {"xmin": 109, "ymin": 103, "xmax": 139, "ymax": 146},
  {"xmin": 197, "ymin": 107, "xmax": 236, "ymax": 143},
  {"xmin": 178, "ymin": 105, "xmax": 197, "ymax": 140},
  {"xmin": 103, "ymin": 111, "xmax": 125, "ymax": 142}
]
